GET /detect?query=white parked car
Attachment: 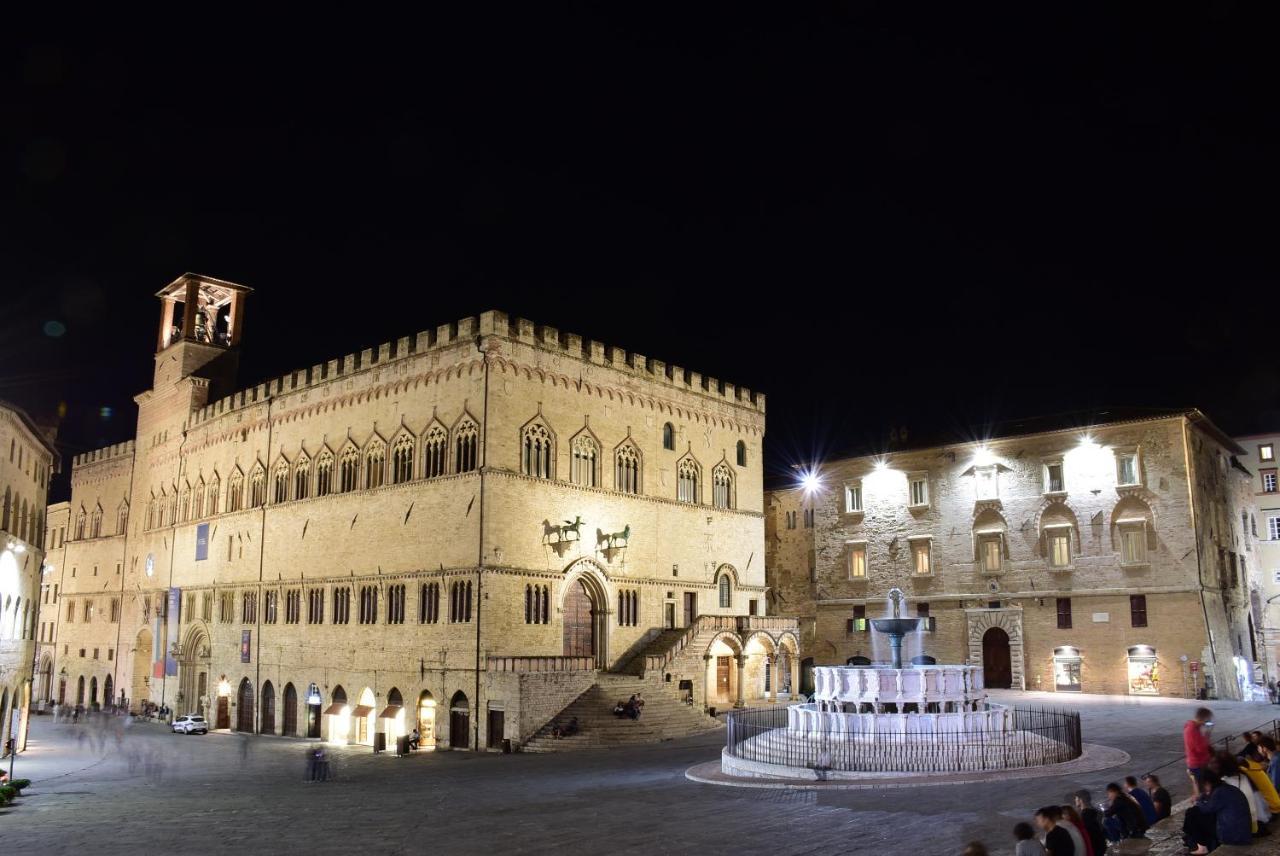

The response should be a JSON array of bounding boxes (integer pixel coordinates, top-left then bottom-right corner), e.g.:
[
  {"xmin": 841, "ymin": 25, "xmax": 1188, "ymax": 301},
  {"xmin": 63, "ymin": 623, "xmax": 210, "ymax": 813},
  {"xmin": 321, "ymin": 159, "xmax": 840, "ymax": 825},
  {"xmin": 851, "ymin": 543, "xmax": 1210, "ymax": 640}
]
[{"xmin": 172, "ymin": 714, "xmax": 209, "ymax": 735}]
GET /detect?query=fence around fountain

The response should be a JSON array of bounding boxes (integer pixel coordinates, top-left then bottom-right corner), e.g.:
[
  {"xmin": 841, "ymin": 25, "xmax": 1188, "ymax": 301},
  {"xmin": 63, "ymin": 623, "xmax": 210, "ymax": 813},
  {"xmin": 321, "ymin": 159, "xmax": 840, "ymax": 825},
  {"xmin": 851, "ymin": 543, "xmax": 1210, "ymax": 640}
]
[{"xmin": 722, "ymin": 705, "xmax": 1082, "ymax": 776}]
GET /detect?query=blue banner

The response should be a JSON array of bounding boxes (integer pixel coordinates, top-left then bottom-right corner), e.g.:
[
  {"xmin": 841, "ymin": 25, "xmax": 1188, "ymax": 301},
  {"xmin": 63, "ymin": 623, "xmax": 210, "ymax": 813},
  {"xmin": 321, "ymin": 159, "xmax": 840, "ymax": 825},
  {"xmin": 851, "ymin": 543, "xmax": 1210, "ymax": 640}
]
[{"xmin": 195, "ymin": 523, "xmax": 209, "ymax": 561}]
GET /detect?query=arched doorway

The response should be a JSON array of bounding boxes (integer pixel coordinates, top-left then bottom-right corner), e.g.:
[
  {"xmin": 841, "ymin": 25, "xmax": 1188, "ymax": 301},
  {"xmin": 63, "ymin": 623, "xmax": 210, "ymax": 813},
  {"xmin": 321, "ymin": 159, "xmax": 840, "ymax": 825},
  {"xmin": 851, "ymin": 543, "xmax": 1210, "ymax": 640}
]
[
  {"xmin": 417, "ymin": 691, "xmax": 437, "ymax": 749},
  {"xmin": 982, "ymin": 627, "xmax": 1012, "ymax": 689},
  {"xmin": 449, "ymin": 691, "xmax": 469, "ymax": 750},
  {"xmin": 799, "ymin": 657, "xmax": 815, "ymax": 697},
  {"xmin": 103, "ymin": 674, "xmax": 114, "ymax": 710},
  {"xmin": 381, "ymin": 687, "xmax": 405, "ymax": 745},
  {"xmin": 38, "ymin": 655, "xmax": 53, "ymax": 703},
  {"xmin": 236, "ymin": 678, "xmax": 254, "ymax": 732},
  {"xmin": 76, "ymin": 675, "xmax": 85, "ymax": 706},
  {"xmin": 261, "ymin": 681, "xmax": 276, "ymax": 735},
  {"xmin": 323, "ymin": 685, "xmax": 348, "ymax": 742},
  {"xmin": 282, "ymin": 683, "xmax": 298, "ymax": 736},
  {"xmin": 562, "ymin": 580, "xmax": 595, "ymax": 658},
  {"xmin": 131, "ymin": 628, "xmax": 153, "ymax": 713},
  {"xmin": 89, "ymin": 676, "xmax": 99, "ymax": 708},
  {"xmin": 306, "ymin": 683, "xmax": 322, "ymax": 738},
  {"xmin": 179, "ymin": 627, "xmax": 211, "ymax": 717},
  {"xmin": 353, "ymin": 688, "xmax": 375, "ymax": 745}
]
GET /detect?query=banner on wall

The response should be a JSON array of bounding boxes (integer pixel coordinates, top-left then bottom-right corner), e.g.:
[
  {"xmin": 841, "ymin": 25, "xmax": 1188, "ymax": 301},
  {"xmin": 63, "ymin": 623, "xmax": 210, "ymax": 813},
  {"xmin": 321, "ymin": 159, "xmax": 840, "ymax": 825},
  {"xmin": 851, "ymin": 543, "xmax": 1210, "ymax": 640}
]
[
  {"xmin": 152, "ymin": 611, "xmax": 165, "ymax": 679},
  {"xmin": 165, "ymin": 587, "xmax": 181, "ymax": 676},
  {"xmin": 195, "ymin": 523, "xmax": 209, "ymax": 561},
  {"xmin": 241, "ymin": 630, "xmax": 251, "ymax": 663}
]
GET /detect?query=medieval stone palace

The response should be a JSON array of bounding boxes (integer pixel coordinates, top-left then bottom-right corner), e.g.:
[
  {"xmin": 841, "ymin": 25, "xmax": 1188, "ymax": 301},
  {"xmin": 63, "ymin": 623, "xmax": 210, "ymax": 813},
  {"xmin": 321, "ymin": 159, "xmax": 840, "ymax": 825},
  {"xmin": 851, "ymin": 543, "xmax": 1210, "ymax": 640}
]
[{"xmin": 37, "ymin": 274, "xmax": 797, "ymax": 751}]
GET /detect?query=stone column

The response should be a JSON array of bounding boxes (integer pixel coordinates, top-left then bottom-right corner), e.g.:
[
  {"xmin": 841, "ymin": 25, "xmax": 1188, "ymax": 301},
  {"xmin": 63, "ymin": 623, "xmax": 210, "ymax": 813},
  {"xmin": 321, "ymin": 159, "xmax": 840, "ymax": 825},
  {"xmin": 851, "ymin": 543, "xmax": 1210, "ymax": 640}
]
[
  {"xmin": 703, "ymin": 654, "xmax": 713, "ymax": 711},
  {"xmin": 791, "ymin": 653, "xmax": 801, "ymax": 700},
  {"xmin": 768, "ymin": 657, "xmax": 778, "ymax": 704},
  {"xmin": 734, "ymin": 654, "xmax": 746, "ymax": 708}
]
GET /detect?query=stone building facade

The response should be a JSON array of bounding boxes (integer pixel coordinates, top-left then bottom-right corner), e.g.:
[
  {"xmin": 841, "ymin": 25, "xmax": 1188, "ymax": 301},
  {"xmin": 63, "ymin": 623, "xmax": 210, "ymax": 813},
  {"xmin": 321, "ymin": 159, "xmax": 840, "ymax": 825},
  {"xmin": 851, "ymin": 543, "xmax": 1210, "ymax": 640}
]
[
  {"xmin": 1234, "ymin": 432, "xmax": 1280, "ymax": 682},
  {"xmin": 42, "ymin": 273, "xmax": 795, "ymax": 750},
  {"xmin": 0, "ymin": 400, "xmax": 57, "ymax": 752},
  {"xmin": 766, "ymin": 411, "xmax": 1261, "ymax": 700}
]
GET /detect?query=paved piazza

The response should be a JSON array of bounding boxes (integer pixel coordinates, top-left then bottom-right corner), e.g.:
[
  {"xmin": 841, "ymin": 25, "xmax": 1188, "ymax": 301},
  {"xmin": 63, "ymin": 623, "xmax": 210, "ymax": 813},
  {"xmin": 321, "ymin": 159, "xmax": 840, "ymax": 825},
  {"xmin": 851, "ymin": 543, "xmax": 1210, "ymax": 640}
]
[{"xmin": 5, "ymin": 692, "xmax": 1278, "ymax": 855}]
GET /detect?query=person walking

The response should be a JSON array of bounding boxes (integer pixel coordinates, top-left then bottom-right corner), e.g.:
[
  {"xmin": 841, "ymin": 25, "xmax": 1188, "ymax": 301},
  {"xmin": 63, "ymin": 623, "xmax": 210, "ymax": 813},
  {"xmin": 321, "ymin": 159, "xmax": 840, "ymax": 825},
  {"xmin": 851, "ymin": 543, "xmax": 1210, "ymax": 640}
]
[
  {"xmin": 1034, "ymin": 806, "xmax": 1075, "ymax": 856},
  {"xmin": 1072, "ymin": 790, "xmax": 1108, "ymax": 856},
  {"xmin": 1059, "ymin": 805, "xmax": 1093, "ymax": 856},
  {"xmin": 1142, "ymin": 773, "xmax": 1173, "ymax": 820},
  {"xmin": 1184, "ymin": 707, "xmax": 1213, "ymax": 784}
]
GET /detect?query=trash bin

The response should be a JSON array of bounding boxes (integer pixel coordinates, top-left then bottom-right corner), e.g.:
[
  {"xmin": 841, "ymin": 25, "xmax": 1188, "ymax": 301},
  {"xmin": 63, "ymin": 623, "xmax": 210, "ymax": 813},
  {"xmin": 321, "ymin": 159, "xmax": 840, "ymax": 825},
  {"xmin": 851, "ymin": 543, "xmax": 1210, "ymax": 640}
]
[
  {"xmin": 396, "ymin": 735, "xmax": 408, "ymax": 757},
  {"xmin": 374, "ymin": 732, "xmax": 386, "ymax": 754},
  {"xmin": 502, "ymin": 738, "xmax": 512, "ymax": 754}
]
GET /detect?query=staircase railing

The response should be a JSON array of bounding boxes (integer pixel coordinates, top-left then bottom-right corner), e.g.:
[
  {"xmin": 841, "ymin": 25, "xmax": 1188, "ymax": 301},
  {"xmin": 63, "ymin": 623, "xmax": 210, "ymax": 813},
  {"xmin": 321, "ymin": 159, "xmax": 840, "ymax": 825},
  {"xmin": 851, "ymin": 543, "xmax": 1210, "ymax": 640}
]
[{"xmin": 639, "ymin": 615, "xmax": 802, "ymax": 677}]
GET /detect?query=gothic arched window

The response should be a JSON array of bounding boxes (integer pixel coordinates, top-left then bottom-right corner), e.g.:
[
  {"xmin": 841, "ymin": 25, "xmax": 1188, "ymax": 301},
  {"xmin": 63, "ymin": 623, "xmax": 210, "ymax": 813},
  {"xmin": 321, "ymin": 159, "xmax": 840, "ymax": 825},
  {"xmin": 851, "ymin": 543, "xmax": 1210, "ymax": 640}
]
[
  {"xmin": 615, "ymin": 441, "xmax": 641, "ymax": 494},
  {"xmin": 454, "ymin": 419, "xmax": 478, "ymax": 473},
  {"xmin": 677, "ymin": 456, "xmax": 700, "ymax": 504},
  {"xmin": 273, "ymin": 460, "xmax": 290, "ymax": 504},
  {"xmin": 339, "ymin": 447, "xmax": 360, "ymax": 493},
  {"xmin": 364, "ymin": 439, "xmax": 386, "ymax": 490},
  {"xmin": 712, "ymin": 463, "xmax": 734, "ymax": 509},
  {"xmin": 315, "ymin": 450, "xmax": 334, "ymax": 497},
  {"xmin": 521, "ymin": 421, "xmax": 554, "ymax": 480},
  {"xmin": 293, "ymin": 455, "xmax": 310, "ymax": 500},
  {"xmin": 207, "ymin": 475, "xmax": 221, "ymax": 515},
  {"xmin": 736, "ymin": 440, "xmax": 747, "ymax": 467},
  {"xmin": 718, "ymin": 573, "xmax": 732, "ymax": 608},
  {"xmin": 89, "ymin": 504, "xmax": 103, "ymax": 538},
  {"xmin": 391, "ymin": 433, "xmax": 415, "ymax": 484},
  {"xmin": 248, "ymin": 465, "xmax": 267, "ymax": 508},
  {"xmin": 424, "ymin": 424, "xmax": 448, "ymax": 478},
  {"xmin": 570, "ymin": 432, "xmax": 598, "ymax": 487},
  {"xmin": 662, "ymin": 422, "xmax": 675, "ymax": 450},
  {"xmin": 227, "ymin": 470, "xmax": 244, "ymax": 512}
]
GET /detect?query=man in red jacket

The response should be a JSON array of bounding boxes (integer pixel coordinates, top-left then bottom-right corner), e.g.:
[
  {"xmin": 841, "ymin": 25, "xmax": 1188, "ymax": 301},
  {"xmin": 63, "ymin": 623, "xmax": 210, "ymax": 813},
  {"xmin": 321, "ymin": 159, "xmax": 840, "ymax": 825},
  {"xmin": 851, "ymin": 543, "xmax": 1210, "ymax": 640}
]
[{"xmin": 1185, "ymin": 707, "xmax": 1214, "ymax": 784}]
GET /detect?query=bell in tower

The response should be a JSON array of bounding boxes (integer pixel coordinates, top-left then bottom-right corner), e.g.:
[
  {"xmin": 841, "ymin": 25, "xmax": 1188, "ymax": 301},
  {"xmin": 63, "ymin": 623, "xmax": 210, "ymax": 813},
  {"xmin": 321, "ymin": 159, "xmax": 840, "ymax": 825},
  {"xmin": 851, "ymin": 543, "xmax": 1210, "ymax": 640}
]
[{"xmin": 154, "ymin": 273, "xmax": 252, "ymax": 400}]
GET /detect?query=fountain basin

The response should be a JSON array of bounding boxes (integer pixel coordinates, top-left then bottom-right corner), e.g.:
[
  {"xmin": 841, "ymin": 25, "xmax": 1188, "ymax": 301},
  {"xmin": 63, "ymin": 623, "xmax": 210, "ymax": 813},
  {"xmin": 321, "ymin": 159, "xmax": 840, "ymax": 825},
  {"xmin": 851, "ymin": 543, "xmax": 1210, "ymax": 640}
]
[
  {"xmin": 869, "ymin": 617, "xmax": 923, "ymax": 636},
  {"xmin": 812, "ymin": 664, "xmax": 985, "ymax": 711}
]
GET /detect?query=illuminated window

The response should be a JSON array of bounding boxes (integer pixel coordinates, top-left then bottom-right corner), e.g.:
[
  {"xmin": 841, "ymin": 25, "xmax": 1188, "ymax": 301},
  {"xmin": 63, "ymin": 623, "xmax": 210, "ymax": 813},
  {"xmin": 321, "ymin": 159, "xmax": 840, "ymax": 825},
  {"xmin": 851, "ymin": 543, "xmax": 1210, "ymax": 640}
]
[
  {"xmin": 910, "ymin": 538, "xmax": 932, "ymax": 575},
  {"xmin": 977, "ymin": 532, "xmax": 1003, "ymax": 573},
  {"xmin": 847, "ymin": 605, "xmax": 867, "ymax": 635},
  {"xmin": 1262, "ymin": 444, "xmax": 1275, "ymax": 463},
  {"xmin": 1046, "ymin": 527, "xmax": 1072, "ymax": 568},
  {"xmin": 1044, "ymin": 461, "xmax": 1065, "ymax": 493},
  {"xmin": 844, "ymin": 481, "xmax": 863, "ymax": 513},
  {"xmin": 1118, "ymin": 520, "xmax": 1148, "ymax": 565},
  {"xmin": 1116, "ymin": 452, "xmax": 1139, "ymax": 486},
  {"xmin": 846, "ymin": 541, "xmax": 867, "ymax": 579},
  {"xmin": 908, "ymin": 474, "xmax": 929, "ymax": 507},
  {"xmin": 1264, "ymin": 470, "xmax": 1278, "ymax": 494},
  {"xmin": 975, "ymin": 466, "xmax": 998, "ymax": 500}
]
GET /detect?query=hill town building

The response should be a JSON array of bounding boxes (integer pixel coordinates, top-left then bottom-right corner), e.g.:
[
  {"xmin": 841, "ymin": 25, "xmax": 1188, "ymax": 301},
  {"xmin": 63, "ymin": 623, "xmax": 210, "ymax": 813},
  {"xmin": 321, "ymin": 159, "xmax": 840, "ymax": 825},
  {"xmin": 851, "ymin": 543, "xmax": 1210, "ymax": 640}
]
[
  {"xmin": 40, "ymin": 273, "xmax": 795, "ymax": 750},
  {"xmin": 766, "ymin": 410, "xmax": 1263, "ymax": 700}
]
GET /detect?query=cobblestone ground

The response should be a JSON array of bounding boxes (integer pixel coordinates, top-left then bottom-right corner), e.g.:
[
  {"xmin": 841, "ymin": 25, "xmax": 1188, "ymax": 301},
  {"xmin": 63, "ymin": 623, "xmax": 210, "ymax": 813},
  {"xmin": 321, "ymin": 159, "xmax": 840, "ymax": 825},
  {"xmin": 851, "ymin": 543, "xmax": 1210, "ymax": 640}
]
[{"xmin": 2, "ymin": 692, "xmax": 1277, "ymax": 855}]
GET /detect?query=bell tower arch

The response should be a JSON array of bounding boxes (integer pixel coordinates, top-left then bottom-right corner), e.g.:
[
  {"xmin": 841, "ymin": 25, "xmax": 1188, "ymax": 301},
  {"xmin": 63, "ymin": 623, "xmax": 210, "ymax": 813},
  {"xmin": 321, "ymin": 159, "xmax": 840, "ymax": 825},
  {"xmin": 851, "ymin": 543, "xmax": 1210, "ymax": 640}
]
[{"xmin": 153, "ymin": 272, "xmax": 252, "ymax": 399}]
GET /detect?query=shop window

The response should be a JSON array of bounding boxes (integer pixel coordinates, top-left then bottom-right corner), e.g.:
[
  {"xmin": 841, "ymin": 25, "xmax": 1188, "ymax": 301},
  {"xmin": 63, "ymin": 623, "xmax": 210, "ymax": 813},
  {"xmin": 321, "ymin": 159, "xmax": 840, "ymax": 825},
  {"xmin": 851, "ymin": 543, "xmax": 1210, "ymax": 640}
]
[
  {"xmin": 1056, "ymin": 597, "xmax": 1072, "ymax": 630},
  {"xmin": 1126, "ymin": 646, "xmax": 1159, "ymax": 695},
  {"xmin": 1053, "ymin": 646, "xmax": 1082, "ymax": 692},
  {"xmin": 1130, "ymin": 594, "xmax": 1148, "ymax": 627}
]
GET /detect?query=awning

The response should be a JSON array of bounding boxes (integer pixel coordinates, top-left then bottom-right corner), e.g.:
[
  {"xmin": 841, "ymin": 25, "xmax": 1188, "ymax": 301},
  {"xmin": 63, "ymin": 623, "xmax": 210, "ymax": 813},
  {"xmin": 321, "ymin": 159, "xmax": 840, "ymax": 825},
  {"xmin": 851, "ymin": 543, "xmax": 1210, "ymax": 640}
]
[
  {"xmin": 351, "ymin": 705, "xmax": 375, "ymax": 717},
  {"xmin": 322, "ymin": 703, "xmax": 347, "ymax": 716},
  {"xmin": 378, "ymin": 705, "xmax": 403, "ymax": 719}
]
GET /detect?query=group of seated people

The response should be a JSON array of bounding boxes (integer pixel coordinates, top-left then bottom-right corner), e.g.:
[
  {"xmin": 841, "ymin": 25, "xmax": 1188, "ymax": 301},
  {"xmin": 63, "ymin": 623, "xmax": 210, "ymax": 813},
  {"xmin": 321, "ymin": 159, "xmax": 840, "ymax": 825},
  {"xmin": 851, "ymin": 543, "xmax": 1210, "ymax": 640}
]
[
  {"xmin": 1182, "ymin": 732, "xmax": 1280, "ymax": 853},
  {"xmin": 612, "ymin": 694, "xmax": 644, "ymax": 720},
  {"xmin": 1012, "ymin": 777, "xmax": 1168, "ymax": 856}
]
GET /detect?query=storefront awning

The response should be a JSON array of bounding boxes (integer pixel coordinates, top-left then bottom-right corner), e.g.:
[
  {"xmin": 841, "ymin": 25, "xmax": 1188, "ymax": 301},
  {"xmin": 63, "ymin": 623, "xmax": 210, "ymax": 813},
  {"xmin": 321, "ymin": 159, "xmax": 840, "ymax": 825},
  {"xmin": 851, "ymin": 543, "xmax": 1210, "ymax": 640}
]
[
  {"xmin": 378, "ymin": 704, "xmax": 403, "ymax": 719},
  {"xmin": 322, "ymin": 703, "xmax": 347, "ymax": 716},
  {"xmin": 351, "ymin": 705, "xmax": 375, "ymax": 717}
]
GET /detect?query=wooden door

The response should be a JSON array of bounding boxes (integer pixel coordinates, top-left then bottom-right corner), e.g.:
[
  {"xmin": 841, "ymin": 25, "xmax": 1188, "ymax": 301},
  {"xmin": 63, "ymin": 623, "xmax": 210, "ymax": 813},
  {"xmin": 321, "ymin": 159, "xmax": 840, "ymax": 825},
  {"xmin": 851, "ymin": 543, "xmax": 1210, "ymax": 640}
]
[
  {"xmin": 562, "ymin": 580, "xmax": 595, "ymax": 657},
  {"xmin": 664, "ymin": 603, "xmax": 675, "ymax": 629},
  {"xmin": 449, "ymin": 709, "xmax": 469, "ymax": 750},
  {"xmin": 487, "ymin": 708, "xmax": 505, "ymax": 749},
  {"xmin": 982, "ymin": 627, "xmax": 1012, "ymax": 689},
  {"xmin": 216, "ymin": 696, "xmax": 230, "ymax": 729},
  {"xmin": 237, "ymin": 680, "xmax": 255, "ymax": 732},
  {"xmin": 717, "ymin": 656, "xmax": 732, "ymax": 698},
  {"xmin": 261, "ymin": 684, "xmax": 276, "ymax": 735},
  {"xmin": 283, "ymin": 685, "xmax": 298, "ymax": 736},
  {"xmin": 683, "ymin": 592, "xmax": 697, "ymax": 626}
]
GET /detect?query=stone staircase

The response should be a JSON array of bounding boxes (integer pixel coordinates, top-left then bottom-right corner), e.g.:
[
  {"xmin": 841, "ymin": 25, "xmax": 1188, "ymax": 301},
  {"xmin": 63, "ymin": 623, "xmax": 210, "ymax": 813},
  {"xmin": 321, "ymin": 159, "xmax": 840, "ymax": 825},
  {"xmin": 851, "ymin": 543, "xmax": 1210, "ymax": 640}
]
[{"xmin": 521, "ymin": 672, "xmax": 720, "ymax": 753}]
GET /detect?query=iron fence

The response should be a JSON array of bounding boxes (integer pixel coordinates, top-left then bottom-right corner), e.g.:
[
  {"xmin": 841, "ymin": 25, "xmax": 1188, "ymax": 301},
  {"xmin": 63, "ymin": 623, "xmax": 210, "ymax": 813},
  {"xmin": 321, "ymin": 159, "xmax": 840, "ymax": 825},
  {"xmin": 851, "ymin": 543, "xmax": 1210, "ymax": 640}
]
[{"xmin": 724, "ymin": 705, "xmax": 1082, "ymax": 773}]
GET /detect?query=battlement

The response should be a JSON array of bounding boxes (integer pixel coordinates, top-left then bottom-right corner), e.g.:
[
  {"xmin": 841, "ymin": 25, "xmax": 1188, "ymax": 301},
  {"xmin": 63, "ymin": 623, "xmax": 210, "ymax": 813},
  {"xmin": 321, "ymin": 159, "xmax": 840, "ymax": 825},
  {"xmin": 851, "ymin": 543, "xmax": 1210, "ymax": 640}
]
[
  {"xmin": 72, "ymin": 440, "xmax": 136, "ymax": 469},
  {"xmin": 187, "ymin": 309, "xmax": 765, "ymax": 429}
]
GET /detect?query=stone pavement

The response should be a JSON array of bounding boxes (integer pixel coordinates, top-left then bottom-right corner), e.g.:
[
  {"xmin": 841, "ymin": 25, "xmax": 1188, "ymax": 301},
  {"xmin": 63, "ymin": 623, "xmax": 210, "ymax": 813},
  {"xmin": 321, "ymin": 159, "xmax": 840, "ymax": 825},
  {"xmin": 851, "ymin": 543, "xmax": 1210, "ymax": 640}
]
[{"xmin": 2, "ymin": 691, "xmax": 1279, "ymax": 855}]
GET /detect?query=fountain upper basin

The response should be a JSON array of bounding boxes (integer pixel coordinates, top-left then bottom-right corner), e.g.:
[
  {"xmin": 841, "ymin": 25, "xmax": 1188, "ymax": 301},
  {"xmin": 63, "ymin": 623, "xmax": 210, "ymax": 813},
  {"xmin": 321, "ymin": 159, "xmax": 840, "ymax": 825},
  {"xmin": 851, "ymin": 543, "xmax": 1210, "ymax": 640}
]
[{"xmin": 869, "ymin": 617, "xmax": 923, "ymax": 636}]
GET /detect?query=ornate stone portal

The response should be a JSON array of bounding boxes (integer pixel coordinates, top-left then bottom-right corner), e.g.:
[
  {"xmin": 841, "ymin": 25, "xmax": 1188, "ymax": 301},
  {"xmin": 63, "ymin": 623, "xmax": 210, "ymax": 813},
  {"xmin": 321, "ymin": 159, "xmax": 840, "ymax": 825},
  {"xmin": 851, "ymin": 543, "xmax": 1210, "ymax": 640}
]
[{"xmin": 964, "ymin": 607, "xmax": 1026, "ymax": 691}]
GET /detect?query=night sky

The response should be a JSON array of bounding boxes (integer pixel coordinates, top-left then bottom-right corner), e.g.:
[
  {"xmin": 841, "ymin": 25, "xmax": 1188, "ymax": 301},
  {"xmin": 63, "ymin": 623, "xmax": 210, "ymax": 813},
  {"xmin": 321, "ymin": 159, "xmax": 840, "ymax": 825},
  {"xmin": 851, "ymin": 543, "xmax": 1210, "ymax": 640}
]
[{"xmin": 6, "ymin": 9, "xmax": 1276, "ymax": 500}]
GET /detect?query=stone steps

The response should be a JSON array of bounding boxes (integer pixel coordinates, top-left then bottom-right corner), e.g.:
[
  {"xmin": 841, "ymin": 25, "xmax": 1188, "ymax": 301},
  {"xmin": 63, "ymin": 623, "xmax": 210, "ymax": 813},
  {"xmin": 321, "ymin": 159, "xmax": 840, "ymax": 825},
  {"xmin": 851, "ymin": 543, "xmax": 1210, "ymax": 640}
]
[{"xmin": 522, "ymin": 677, "xmax": 720, "ymax": 753}]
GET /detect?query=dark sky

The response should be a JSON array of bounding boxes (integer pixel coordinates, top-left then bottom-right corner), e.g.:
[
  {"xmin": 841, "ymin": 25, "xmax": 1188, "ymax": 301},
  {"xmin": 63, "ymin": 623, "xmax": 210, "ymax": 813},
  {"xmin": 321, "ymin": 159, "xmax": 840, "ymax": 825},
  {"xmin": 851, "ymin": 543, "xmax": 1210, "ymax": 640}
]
[{"xmin": 5, "ymin": 8, "xmax": 1277, "ymax": 500}]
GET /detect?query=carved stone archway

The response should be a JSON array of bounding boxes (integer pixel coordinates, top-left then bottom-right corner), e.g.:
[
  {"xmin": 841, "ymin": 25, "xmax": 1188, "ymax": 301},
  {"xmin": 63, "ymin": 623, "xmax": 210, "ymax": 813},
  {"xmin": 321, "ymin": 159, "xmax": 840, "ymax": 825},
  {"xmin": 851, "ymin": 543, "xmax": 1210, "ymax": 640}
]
[{"xmin": 964, "ymin": 607, "xmax": 1026, "ymax": 690}]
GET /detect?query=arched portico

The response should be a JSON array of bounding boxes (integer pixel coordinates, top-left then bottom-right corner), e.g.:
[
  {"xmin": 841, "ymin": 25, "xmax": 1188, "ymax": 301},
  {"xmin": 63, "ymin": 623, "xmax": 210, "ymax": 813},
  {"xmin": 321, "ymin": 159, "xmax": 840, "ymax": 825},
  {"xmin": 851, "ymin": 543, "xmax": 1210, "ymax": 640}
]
[{"xmin": 179, "ymin": 625, "xmax": 212, "ymax": 716}]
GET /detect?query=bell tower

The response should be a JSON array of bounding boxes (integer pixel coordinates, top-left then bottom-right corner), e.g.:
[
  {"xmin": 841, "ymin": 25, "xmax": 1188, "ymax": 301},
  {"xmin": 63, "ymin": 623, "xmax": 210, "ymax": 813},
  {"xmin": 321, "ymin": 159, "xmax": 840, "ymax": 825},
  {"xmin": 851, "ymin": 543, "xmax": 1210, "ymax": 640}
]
[{"xmin": 153, "ymin": 273, "xmax": 252, "ymax": 400}]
